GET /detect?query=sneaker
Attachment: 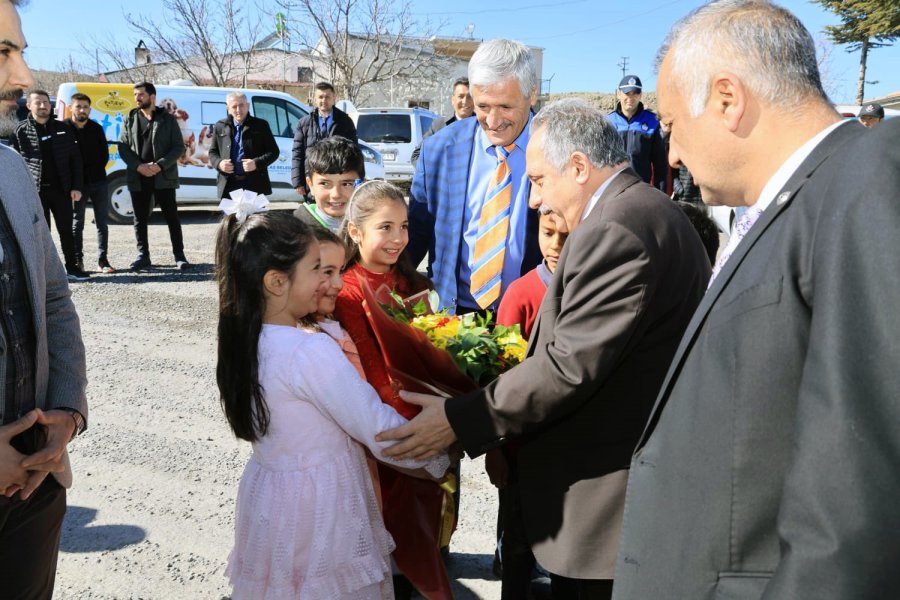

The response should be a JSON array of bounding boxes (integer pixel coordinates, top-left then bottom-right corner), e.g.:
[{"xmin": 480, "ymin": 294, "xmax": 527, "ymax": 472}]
[
  {"xmin": 66, "ymin": 266, "xmax": 90, "ymax": 282},
  {"xmin": 175, "ymin": 258, "xmax": 190, "ymax": 271},
  {"xmin": 99, "ymin": 259, "xmax": 116, "ymax": 274},
  {"xmin": 129, "ymin": 257, "xmax": 152, "ymax": 272}
]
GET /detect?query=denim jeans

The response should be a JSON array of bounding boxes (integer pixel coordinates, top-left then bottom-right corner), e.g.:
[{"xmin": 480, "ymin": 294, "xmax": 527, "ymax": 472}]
[{"xmin": 72, "ymin": 180, "xmax": 109, "ymax": 263}]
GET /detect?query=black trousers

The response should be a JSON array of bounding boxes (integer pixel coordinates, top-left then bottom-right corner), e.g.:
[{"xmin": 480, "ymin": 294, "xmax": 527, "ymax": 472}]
[
  {"xmin": 131, "ymin": 178, "xmax": 185, "ymax": 261},
  {"xmin": 39, "ymin": 187, "xmax": 76, "ymax": 269},
  {"xmin": 550, "ymin": 574, "xmax": 613, "ymax": 600},
  {"xmin": 222, "ymin": 175, "xmax": 267, "ymax": 199},
  {"xmin": 0, "ymin": 476, "xmax": 67, "ymax": 600}
]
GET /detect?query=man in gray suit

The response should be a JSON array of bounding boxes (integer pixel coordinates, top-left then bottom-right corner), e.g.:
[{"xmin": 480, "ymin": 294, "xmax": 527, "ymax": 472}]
[
  {"xmin": 0, "ymin": 0, "xmax": 88, "ymax": 596},
  {"xmin": 378, "ymin": 98, "xmax": 710, "ymax": 599},
  {"xmin": 612, "ymin": 2, "xmax": 900, "ymax": 599}
]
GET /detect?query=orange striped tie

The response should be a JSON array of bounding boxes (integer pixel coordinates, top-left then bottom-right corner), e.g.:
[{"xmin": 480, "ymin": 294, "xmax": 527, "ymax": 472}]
[{"xmin": 471, "ymin": 144, "xmax": 515, "ymax": 309}]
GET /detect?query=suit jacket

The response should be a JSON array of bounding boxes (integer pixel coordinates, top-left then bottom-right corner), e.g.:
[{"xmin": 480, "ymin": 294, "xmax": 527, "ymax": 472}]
[
  {"xmin": 613, "ymin": 120, "xmax": 900, "ymax": 599},
  {"xmin": 446, "ymin": 169, "xmax": 710, "ymax": 578},
  {"xmin": 407, "ymin": 117, "xmax": 542, "ymax": 311},
  {"xmin": 11, "ymin": 115, "xmax": 84, "ymax": 194},
  {"xmin": 118, "ymin": 107, "xmax": 184, "ymax": 191},
  {"xmin": 0, "ymin": 145, "xmax": 88, "ymax": 488},
  {"xmin": 207, "ymin": 115, "xmax": 279, "ymax": 199},
  {"xmin": 290, "ymin": 106, "xmax": 357, "ymax": 188}
]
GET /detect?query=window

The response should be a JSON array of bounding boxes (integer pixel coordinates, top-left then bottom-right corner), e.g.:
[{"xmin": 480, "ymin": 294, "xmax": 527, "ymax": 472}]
[
  {"xmin": 418, "ymin": 114, "xmax": 436, "ymax": 136},
  {"xmin": 201, "ymin": 101, "xmax": 227, "ymax": 125},
  {"xmin": 252, "ymin": 97, "xmax": 308, "ymax": 138},
  {"xmin": 356, "ymin": 114, "xmax": 412, "ymax": 144},
  {"xmin": 408, "ymin": 100, "xmax": 430, "ymax": 110},
  {"xmin": 297, "ymin": 67, "xmax": 313, "ymax": 83}
]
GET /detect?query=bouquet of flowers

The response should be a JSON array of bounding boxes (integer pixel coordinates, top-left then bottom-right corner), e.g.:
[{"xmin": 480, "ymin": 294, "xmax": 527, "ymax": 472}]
[{"xmin": 358, "ymin": 276, "xmax": 528, "ymax": 395}]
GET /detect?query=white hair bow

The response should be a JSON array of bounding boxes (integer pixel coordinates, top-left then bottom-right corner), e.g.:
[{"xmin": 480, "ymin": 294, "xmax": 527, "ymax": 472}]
[{"xmin": 218, "ymin": 189, "xmax": 269, "ymax": 224}]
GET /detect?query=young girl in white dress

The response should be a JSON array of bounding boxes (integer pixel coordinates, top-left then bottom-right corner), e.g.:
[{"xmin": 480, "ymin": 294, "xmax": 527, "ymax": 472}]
[{"xmin": 214, "ymin": 209, "xmax": 448, "ymax": 600}]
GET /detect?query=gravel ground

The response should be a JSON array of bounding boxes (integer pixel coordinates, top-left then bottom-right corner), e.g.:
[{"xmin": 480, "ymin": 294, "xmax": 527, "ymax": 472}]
[{"xmin": 55, "ymin": 205, "xmax": 502, "ymax": 599}]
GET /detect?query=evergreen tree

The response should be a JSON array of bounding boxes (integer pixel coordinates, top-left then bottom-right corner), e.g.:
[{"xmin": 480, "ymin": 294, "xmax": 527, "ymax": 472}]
[{"xmin": 813, "ymin": 0, "xmax": 900, "ymax": 103}]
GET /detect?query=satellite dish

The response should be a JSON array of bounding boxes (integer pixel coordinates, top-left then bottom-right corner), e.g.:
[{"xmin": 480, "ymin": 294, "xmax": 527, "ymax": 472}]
[{"xmin": 465, "ymin": 23, "xmax": 475, "ymax": 39}]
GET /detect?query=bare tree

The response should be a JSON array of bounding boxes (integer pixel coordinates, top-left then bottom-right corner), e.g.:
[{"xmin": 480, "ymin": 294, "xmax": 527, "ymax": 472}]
[
  {"xmin": 275, "ymin": 0, "xmax": 449, "ymax": 104},
  {"xmin": 91, "ymin": 0, "xmax": 267, "ymax": 86}
]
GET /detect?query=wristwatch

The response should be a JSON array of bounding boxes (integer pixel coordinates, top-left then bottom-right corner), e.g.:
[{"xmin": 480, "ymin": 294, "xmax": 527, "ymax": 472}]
[{"xmin": 58, "ymin": 407, "xmax": 86, "ymax": 438}]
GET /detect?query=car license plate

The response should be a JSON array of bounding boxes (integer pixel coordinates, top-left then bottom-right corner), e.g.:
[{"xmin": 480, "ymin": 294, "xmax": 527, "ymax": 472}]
[{"xmin": 382, "ymin": 151, "xmax": 397, "ymax": 161}]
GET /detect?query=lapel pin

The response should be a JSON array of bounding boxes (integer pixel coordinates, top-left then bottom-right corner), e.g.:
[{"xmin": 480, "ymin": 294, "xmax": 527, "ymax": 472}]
[{"xmin": 776, "ymin": 191, "xmax": 791, "ymax": 205}]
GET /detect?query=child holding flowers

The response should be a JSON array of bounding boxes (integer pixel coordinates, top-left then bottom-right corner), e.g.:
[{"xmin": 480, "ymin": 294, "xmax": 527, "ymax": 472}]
[{"xmin": 334, "ymin": 181, "xmax": 452, "ymax": 600}]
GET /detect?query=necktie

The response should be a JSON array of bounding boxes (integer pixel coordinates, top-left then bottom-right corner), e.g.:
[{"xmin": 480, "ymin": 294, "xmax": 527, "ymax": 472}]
[
  {"xmin": 708, "ymin": 204, "xmax": 764, "ymax": 288},
  {"xmin": 320, "ymin": 115, "xmax": 329, "ymax": 137},
  {"xmin": 234, "ymin": 123, "xmax": 245, "ymax": 175},
  {"xmin": 471, "ymin": 144, "xmax": 516, "ymax": 309}
]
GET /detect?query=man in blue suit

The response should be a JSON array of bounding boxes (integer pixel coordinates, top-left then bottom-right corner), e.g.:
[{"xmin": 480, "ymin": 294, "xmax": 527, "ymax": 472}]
[{"xmin": 407, "ymin": 38, "xmax": 543, "ymax": 313}]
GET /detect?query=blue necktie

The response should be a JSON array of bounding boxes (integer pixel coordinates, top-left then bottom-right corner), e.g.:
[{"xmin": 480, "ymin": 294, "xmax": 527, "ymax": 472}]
[{"xmin": 234, "ymin": 122, "xmax": 245, "ymax": 175}]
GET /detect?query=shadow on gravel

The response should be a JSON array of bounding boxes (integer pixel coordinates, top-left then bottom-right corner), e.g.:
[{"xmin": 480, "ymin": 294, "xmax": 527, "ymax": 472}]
[
  {"xmin": 69, "ymin": 263, "xmax": 216, "ymax": 285},
  {"xmin": 446, "ymin": 551, "xmax": 498, "ymax": 581},
  {"xmin": 60, "ymin": 506, "xmax": 146, "ymax": 553}
]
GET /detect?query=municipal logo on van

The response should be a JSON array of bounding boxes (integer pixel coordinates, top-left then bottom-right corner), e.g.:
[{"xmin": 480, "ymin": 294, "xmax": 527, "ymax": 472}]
[{"xmin": 95, "ymin": 90, "xmax": 134, "ymax": 114}]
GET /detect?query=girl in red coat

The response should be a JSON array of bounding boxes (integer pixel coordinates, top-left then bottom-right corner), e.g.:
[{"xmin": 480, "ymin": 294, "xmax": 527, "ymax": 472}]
[{"xmin": 333, "ymin": 181, "xmax": 452, "ymax": 600}]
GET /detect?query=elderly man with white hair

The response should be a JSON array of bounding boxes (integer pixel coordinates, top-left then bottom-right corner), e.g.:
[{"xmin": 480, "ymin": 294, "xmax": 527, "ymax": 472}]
[
  {"xmin": 407, "ymin": 38, "xmax": 543, "ymax": 314},
  {"xmin": 380, "ymin": 97, "xmax": 710, "ymax": 599},
  {"xmin": 612, "ymin": 1, "xmax": 900, "ymax": 599}
]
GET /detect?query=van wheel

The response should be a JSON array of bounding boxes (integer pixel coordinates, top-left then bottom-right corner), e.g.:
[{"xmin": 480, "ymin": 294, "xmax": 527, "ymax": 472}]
[{"xmin": 107, "ymin": 175, "xmax": 134, "ymax": 224}]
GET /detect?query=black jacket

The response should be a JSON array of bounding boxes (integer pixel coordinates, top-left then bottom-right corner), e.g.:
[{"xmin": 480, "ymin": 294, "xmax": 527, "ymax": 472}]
[
  {"xmin": 10, "ymin": 116, "xmax": 84, "ymax": 194},
  {"xmin": 118, "ymin": 106, "xmax": 183, "ymax": 191},
  {"xmin": 66, "ymin": 118, "xmax": 109, "ymax": 185},
  {"xmin": 207, "ymin": 115, "xmax": 279, "ymax": 199},
  {"xmin": 291, "ymin": 106, "xmax": 357, "ymax": 188}
]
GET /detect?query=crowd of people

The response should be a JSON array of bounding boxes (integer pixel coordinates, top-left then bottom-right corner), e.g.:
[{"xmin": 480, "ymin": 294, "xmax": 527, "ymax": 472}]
[{"xmin": 1, "ymin": 0, "xmax": 898, "ymax": 598}]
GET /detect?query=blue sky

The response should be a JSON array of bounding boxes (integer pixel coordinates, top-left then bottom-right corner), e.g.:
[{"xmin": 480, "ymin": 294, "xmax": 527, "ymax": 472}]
[{"xmin": 17, "ymin": 0, "xmax": 899, "ymax": 104}]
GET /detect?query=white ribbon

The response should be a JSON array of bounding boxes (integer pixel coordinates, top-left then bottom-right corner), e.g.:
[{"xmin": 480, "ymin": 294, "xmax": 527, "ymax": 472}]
[{"xmin": 218, "ymin": 189, "xmax": 269, "ymax": 224}]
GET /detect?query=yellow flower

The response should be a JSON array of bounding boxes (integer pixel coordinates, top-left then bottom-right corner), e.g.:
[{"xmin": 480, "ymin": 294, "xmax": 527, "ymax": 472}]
[{"xmin": 498, "ymin": 331, "xmax": 527, "ymax": 364}]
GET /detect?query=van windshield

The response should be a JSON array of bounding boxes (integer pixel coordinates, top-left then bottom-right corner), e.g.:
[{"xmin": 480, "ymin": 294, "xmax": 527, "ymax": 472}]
[{"xmin": 357, "ymin": 114, "xmax": 411, "ymax": 143}]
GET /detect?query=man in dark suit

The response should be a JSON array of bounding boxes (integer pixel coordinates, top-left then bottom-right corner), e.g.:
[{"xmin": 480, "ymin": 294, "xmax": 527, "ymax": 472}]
[
  {"xmin": 0, "ymin": 1, "xmax": 88, "ymax": 595},
  {"xmin": 611, "ymin": 2, "xmax": 900, "ymax": 599},
  {"xmin": 378, "ymin": 98, "xmax": 710, "ymax": 599},
  {"xmin": 407, "ymin": 39, "xmax": 542, "ymax": 313},
  {"xmin": 208, "ymin": 91, "xmax": 279, "ymax": 199},
  {"xmin": 291, "ymin": 81, "xmax": 357, "ymax": 197},
  {"xmin": 410, "ymin": 77, "xmax": 474, "ymax": 164}
]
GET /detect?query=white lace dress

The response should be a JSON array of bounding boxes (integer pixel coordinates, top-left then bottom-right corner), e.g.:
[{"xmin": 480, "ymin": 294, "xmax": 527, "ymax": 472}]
[{"xmin": 226, "ymin": 325, "xmax": 449, "ymax": 600}]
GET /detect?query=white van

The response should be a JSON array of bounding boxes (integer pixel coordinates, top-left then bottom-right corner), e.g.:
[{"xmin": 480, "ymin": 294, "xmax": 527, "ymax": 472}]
[
  {"xmin": 55, "ymin": 82, "xmax": 384, "ymax": 223},
  {"xmin": 352, "ymin": 107, "xmax": 439, "ymax": 183}
]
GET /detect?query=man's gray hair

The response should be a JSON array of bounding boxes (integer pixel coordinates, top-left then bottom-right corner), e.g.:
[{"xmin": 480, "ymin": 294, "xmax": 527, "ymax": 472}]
[
  {"xmin": 468, "ymin": 39, "xmax": 537, "ymax": 98},
  {"xmin": 226, "ymin": 91, "xmax": 248, "ymax": 104},
  {"xmin": 532, "ymin": 98, "xmax": 627, "ymax": 172},
  {"xmin": 657, "ymin": 0, "xmax": 827, "ymax": 117}
]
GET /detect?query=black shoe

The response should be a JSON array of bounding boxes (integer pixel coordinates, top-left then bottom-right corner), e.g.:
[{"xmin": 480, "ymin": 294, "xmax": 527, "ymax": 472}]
[
  {"xmin": 175, "ymin": 257, "xmax": 190, "ymax": 271},
  {"xmin": 99, "ymin": 259, "xmax": 116, "ymax": 274},
  {"xmin": 75, "ymin": 259, "xmax": 84, "ymax": 273},
  {"xmin": 130, "ymin": 257, "xmax": 152, "ymax": 271},
  {"xmin": 66, "ymin": 266, "xmax": 90, "ymax": 282}
]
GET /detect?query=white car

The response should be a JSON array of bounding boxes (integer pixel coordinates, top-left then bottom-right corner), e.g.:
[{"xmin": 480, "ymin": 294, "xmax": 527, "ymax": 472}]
[{"xmin": 351, "ymin": 107, "xmax": 440, "ymax": 183}]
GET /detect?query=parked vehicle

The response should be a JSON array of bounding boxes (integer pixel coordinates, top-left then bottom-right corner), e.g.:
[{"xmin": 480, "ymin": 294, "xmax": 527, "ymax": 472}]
[
  {"xmin": 351, "ymin": 107, "xmax": 439, "ymax": 183},
  {"xmin": 55, "ymin": 82, "xmax": 384, "ymax": 224}
]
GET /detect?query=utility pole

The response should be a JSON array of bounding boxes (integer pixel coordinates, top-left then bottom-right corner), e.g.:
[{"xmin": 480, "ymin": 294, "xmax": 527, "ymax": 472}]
[{"xmin": 618, "ymin": 56, "xmax": 629, "ymax": 78}]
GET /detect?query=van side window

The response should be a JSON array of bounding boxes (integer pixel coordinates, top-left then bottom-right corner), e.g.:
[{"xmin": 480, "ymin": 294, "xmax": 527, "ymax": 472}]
[
  {"xmin": 201, "ymin": 102, "xmax": 227, "ymax": 125},
  {"xmin": 418, "ymin": 114, "xmax": 436, "ymax": 135},
  {"xmin": 253, "ymin": 98, "xmax": 308, "ymax": 138}
]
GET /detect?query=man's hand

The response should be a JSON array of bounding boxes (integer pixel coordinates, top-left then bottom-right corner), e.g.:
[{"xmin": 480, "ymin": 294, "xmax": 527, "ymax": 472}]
[
  {"xmin": 18, "ymin": 409, "xmax": 76, "ymax": 500},
  {"xmin": 71, "ymin": 190, "xmax": 82, "ymax": 202},
  {"xmin": 136, "ymin": 164, "xmax": 153, "ymax": 177},
  {"xmin": 241, "ymin": 159, "xmax": 257, "ymax": 173},
  {"xmin": 375, "ymin": 391, "xmax": 457, "ymax": 460},
  {"xmin": 295, "ymin": 186, "xmax": 306, "ymax": 196},
  {"xmin": 0, "ymin": 411, "xmax": 39, "ymax": 496},
  {"xmin": 219, "ymin": 159, "xmax": 234, "ymax": 174},
  {"xmin": 147, "ymin": 163, "xmax": 162, "ymax": 176}
]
